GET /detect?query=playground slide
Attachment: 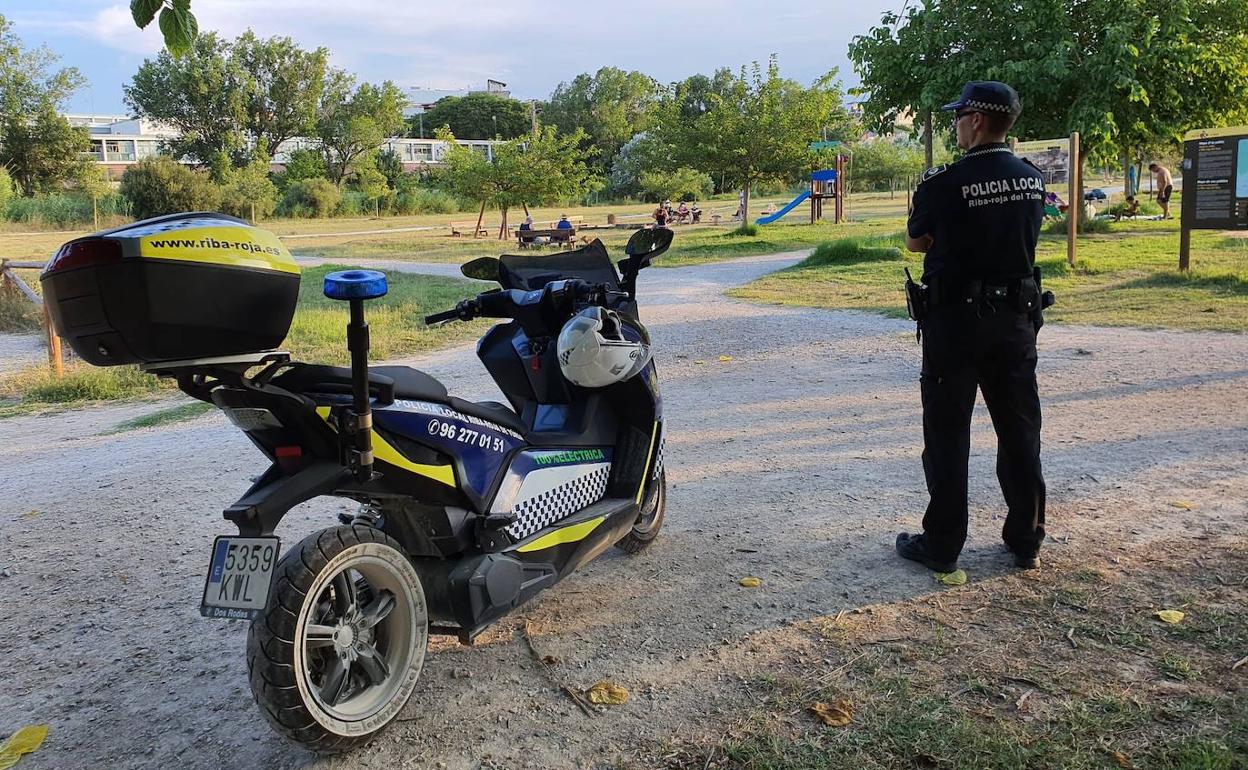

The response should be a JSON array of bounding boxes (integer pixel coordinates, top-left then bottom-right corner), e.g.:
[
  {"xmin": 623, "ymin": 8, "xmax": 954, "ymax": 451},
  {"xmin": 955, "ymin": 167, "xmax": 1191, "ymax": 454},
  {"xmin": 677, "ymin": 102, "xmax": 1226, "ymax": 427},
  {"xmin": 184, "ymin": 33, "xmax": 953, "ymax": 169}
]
[{"xmin": 755, "ymin": 190, "xmax": 811, "ymax": 225}]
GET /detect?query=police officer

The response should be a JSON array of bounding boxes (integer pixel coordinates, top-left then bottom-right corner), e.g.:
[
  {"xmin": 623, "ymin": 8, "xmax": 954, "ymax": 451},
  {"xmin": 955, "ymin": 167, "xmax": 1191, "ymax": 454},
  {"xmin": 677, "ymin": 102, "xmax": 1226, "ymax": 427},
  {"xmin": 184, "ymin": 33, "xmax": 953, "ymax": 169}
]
[{"xmin": 896, "ymin": 81, "xmax": 1047, "ymax": 572}]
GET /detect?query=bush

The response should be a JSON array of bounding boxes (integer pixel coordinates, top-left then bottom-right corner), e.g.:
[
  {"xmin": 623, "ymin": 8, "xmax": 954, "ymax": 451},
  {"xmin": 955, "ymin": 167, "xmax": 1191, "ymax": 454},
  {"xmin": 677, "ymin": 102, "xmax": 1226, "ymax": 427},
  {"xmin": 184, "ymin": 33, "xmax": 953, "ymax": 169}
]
[
  {"xmin": 2, "ymin": 193, "xmax": 130, "ymax": 228},
  {"xmin": 1044, "ymin": 217, "xmax": 1113, "ymax": 235},
  {"xmin": 120, "ymin": 157, "xmax": 222, "ymax": 220},
  {"xmin": 278, "ymin": 179, "xmax": 342, "ymax": 218},
  {"xmin": 728, "ymin": 224, "xmax": 760, "ymax": 237},
  {"xmin": 0, "ymin": 168, "xmax": 14, "ymax": 212},
  {"xmin": 337, "ymin": 190, "xmax": 368, "ymax": 217},
  {"xmin": 804, "ymin": 236, "xmax": 904, "ymax": 266},
  {"xmin": 0, "ymin": 290, "xmax": 40, "ymax": 332},
  {"xmin": 1103, "ymin": 199, "xmax": 1162, "ymax": 218},
  {"xmin": 392, "ymin": 186, "xmax": 459, "ymax": 215},
  {"xmin": 277, "ymin": 149, "xmax": 327, "ymax": 188}
]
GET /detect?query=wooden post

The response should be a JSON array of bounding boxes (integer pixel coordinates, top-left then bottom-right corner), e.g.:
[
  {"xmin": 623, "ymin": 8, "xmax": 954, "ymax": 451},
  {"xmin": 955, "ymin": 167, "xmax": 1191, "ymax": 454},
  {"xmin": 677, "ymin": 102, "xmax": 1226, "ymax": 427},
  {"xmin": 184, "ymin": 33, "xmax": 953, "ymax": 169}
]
[
  {"xmin": 43, "ymin": 302, "xmax": 64, "ymax": 377},
  {"xmin": 474, "ymin": 200, "xmax": 486, "ymax": 239},
  {"xmin": 1067, "ymin": 131, "xmax": 1080, "ymax": 267},
  {"xmin": 1178, "ymin": 221, "xmax": 1192, "ymax": 271},
  {"xmin": 834, "ymin": 155, "xmax": 845, "ymax": 224}
]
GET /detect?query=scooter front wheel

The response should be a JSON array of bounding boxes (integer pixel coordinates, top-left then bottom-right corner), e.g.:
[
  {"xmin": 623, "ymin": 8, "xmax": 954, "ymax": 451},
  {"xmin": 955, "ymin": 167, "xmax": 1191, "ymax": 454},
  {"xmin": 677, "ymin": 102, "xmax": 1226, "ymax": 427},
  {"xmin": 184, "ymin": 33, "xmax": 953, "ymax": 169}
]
[
  {"xmin": 247, "ymin": 525, "xmax": 428, "ymax": 753},
  {"xmin": 616, "ymin": 468, "xmax": 666, "ymax": 554}
]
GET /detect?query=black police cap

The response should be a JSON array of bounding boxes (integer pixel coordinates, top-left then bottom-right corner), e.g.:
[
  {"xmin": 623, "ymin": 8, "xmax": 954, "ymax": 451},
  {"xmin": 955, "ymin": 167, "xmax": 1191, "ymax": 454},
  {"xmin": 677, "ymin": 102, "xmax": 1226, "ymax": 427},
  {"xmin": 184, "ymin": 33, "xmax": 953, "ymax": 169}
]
[{"xmin": 940, "ymin": 81, "xmax": 1021, "ymax": 117}]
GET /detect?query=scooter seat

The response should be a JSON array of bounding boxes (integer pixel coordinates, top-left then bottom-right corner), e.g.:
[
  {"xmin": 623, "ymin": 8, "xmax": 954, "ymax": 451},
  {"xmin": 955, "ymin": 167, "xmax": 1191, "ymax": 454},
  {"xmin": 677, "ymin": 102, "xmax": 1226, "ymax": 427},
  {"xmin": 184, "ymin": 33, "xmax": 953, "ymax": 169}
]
[{"xmin": 272, "ymin": 363, "xmax": 448, "ymax": 402}]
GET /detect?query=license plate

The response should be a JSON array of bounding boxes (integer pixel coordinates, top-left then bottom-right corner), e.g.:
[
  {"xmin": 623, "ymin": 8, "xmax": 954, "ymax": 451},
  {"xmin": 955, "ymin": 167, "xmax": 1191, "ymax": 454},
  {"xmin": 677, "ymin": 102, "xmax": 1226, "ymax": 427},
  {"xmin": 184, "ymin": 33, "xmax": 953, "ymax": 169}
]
[{"xmin": 200, "ymin": 536, "xmax": 280, "ymax": 620}]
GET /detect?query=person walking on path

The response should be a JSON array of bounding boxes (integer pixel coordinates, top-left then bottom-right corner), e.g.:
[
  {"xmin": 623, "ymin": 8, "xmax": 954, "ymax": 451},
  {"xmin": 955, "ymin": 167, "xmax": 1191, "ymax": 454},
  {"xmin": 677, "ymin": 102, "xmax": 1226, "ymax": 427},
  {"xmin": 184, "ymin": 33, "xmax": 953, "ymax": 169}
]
[
  {"xmin": 897, "ymin": 81, "xmax": 1049, "ymax": 573},
  {"xmin": 1149, "ymin": 162, "xmax": 1174, "ymax": 219}
]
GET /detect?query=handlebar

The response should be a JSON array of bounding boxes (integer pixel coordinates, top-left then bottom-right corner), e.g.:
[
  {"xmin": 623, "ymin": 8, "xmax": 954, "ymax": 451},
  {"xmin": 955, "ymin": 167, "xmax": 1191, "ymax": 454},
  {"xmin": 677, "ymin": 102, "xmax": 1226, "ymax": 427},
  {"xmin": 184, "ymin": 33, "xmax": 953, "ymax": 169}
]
[{"xmin": 423, "ymin": 279, "xmax": 622, "ymax": 327}]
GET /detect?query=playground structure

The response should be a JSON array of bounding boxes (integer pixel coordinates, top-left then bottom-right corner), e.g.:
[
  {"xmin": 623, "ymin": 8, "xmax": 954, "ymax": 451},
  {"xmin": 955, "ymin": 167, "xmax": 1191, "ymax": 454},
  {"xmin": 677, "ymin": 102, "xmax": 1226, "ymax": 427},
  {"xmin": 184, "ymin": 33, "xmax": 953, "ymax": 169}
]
[{"xmin": 756, "ymin": 154, "xmax": 847, "ymax": 226}]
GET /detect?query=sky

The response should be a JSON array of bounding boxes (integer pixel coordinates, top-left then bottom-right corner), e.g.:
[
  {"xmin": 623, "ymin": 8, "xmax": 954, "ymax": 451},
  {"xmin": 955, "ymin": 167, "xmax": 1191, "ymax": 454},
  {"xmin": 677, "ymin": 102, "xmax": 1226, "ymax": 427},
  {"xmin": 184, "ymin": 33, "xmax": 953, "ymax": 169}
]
[{"xmin": 6, "ymin": 0, "xmax": 902, "ymax": 116}]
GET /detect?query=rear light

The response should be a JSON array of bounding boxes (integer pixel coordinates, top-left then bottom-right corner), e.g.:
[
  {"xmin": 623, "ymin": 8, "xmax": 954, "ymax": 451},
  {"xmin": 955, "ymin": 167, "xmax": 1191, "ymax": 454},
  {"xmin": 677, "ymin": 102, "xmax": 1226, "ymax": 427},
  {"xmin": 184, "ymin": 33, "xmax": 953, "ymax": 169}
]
[
  {"xmin": 275, "ymin": 446, "xmax": 302, "ymax": 459},
  {"xmin": 43, "ymin": 238, "xmax": 123, "ymax": 275}
]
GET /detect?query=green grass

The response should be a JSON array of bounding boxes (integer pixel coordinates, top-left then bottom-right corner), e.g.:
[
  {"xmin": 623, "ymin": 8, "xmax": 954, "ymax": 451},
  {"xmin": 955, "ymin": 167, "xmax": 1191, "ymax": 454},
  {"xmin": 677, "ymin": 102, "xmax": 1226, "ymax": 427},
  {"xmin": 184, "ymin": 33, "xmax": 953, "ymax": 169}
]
[
  {"xmin": 105, "ymin": 402, "xmax": 214, "ymax": 433},
  {"xmin": 730, "ymin": 205, "xmax": 1248, "ymax": 332},
  {"xmin": 0, "ymin": 288, "xmax": 40, "ymax": 332},
  {"xmin": 1, "ymin": 263, "xmax": 485, "ymax": 411}
]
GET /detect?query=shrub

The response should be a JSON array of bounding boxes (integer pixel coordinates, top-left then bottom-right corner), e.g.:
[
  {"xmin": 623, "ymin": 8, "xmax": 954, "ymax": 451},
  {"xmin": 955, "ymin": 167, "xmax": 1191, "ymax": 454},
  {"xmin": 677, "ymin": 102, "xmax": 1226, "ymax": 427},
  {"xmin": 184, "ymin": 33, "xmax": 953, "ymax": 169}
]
[
  {"xmin": 1043, "ymin": 217, "xmax": 1112, "ymax": 235},
  {"xmin": 277, "ymin": 148, "xmax": 327, "ymax": 188},
  {"xmin": 728, "ymin": 224, "xmax": 760, "ymax": 237},
  {"xmin": 279, "ymin": 178, "xmax": 341, "ymax": 218},
  {"xmin": 392, "ymin": 187, "xmax": 459, "ymax": 215},
  {"xmin": 0, "ymin": 290, "xmax": 40, "ymax": 332},
  {"xmin": 804, "ymin": 237, "xmax": 904, "ymax": 266},
  {"xmin": 0, "ymin": 168, "xmax": 14, "ymax": 212},
  {"xmin": 120, "ymin": 157, "xmax": 222, "ymax": 220},
  {"xmin": 337, "ymin": 190, "xmax": 368, "ymax": 217},
  {"xmin": 2, "ymin": 193, "xmax": 129, "ymax": 228}
]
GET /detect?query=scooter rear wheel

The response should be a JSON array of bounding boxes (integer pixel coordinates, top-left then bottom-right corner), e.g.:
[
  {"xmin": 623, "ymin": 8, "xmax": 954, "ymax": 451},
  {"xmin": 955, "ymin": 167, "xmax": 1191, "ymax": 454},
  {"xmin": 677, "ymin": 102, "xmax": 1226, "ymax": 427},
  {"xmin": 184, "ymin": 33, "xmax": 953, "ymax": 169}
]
[
  {"xmin": 247, "ymin": 525, "xmax": 428, "ymax": 753},
  {"xmin": 616, "ymin": 468, "xmax": 666, "ymax": 554}
]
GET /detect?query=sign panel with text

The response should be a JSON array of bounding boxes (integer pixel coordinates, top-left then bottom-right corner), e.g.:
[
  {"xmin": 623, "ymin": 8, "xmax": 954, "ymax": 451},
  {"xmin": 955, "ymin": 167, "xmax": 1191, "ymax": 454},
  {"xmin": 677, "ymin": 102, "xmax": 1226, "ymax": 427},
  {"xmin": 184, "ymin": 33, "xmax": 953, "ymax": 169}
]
[{"xmin": 1181, "ymin": 126, "xmax": 1248, "ymax": 231}]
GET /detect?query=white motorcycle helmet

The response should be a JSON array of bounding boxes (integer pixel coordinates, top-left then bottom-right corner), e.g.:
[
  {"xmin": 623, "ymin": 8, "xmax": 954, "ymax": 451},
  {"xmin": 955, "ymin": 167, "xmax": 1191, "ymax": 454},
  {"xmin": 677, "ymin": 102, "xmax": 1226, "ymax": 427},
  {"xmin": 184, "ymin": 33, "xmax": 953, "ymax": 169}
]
[{"xmin": 557, "ymin": 306, "xmax": 651, "ymax": 388}]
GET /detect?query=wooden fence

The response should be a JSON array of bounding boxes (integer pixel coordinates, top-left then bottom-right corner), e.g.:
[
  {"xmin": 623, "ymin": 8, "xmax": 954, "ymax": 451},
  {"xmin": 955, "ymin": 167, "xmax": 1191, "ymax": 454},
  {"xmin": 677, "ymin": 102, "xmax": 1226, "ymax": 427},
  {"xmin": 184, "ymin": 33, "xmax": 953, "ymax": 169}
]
[{"xmin": 0, "ymin": 259, "xmax": 63, "ymax": 376}]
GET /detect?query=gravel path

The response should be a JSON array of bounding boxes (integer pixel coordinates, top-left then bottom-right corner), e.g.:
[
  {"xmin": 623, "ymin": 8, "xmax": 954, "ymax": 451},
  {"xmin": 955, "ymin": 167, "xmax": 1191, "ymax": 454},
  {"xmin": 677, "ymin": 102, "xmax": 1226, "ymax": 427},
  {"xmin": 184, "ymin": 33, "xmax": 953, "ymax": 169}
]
[{"xmin": 1, "ymin": 250, "xmax": 1246, "ymax": 769}]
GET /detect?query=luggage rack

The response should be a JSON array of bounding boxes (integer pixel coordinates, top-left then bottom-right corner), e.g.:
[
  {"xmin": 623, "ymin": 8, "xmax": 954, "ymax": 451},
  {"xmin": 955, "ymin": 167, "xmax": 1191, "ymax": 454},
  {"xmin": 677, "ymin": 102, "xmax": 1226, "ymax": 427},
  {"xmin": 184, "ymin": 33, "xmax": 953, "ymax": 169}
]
[{"xmin": 141, "ymin": 350, "xmax": 291, "ymax": 373}]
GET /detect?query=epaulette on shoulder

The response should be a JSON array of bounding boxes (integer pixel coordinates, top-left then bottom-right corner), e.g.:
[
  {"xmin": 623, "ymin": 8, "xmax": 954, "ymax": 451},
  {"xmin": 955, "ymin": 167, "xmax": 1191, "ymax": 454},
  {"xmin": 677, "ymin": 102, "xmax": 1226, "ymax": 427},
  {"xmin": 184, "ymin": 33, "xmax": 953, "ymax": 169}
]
[{"xmin": 920, "ymin": 164, "xmax": 948, "ymax": 184}]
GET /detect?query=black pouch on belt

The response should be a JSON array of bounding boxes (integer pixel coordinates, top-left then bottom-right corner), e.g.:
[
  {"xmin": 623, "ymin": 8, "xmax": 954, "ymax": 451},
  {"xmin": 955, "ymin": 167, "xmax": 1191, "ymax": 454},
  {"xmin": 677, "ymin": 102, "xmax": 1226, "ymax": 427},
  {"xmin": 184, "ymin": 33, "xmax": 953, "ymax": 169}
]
[{"xmin": 904, "ymin": 267, "xmax": 927, "ymax": 323}]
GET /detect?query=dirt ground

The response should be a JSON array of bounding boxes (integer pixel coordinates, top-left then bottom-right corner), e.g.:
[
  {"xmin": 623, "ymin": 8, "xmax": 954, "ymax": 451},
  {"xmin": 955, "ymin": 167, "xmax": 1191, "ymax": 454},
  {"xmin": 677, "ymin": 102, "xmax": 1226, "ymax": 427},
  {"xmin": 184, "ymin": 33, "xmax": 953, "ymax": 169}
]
[{"xmin": 1, "ymin": 251, "xmax": 1246, "ymax": 769}]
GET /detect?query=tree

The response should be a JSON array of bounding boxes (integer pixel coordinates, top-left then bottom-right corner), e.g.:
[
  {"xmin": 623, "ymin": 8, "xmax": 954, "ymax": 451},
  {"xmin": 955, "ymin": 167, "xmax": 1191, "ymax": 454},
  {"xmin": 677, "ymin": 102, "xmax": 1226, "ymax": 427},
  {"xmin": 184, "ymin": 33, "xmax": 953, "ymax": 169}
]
[
  {"xmin": 220, "ymin": 146, "xmax": 277, "ymax": 221},
  {"xmin": 317, "ymin": 74, "xmax": 406, "ymax": 185},
  {"xmin": 0, "ymin": 15, "xmax": 91, "ymax": 194},
  {"xmin": 127, "ymin": 31, "xmax": 328, "ymax": 168},
  {"xmin": 544, "ymin": 67, "xmax": 660, "ymax": 175},
  {"xmin": 277, "ymin": 148, "xmax": 327, "ymax": 187},
  {"xmin": 437, "ymin": 126, "xmax": 600, "ymax": 238},
  {"xmin": 651, "ymin": 57, "xmax": 853, "ymax": 224},
  {"xmin": 849, "ymin": 0, "xmax": 1248, "ymax": 169},
  {"xmin": 130, "ymin": 0, "xmax": 199, "ymax": 57},
  {"xmin": 119, "ymin": 156, "xmax": 221, "ymax": 220},
  {"xmin": 77, "ymin": 165, "xmax": 113, "ymax": 228},
  {"xmin": 229, "ymin": 31, "xmax": 328, "ymax": 157},
  {"xmin": 847, "ymin": 138, "xmax": 926, "ymax": 196},
  {"xmin": 639, "ymin": 167, "xmax": 713, "ymax": 202},
  {"xmin": 414, "ymin": 93, "xmax": 529, "ymax": 140},
  {"xmin": 375, "ymin": 149, "xmax": 404, "ymax": 188},
  {"xmin": 351, "ymin": 153, "xmax": 390, "ymax": 217},
  {"xmin": 125, "ymin": 32, "xmax": 248, "ymax": 165}
]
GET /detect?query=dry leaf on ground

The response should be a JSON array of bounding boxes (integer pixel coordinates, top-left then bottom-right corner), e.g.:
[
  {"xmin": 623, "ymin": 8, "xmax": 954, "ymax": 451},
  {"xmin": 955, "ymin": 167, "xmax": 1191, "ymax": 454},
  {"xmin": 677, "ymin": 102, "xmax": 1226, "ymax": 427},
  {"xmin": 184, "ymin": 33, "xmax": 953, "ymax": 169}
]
[
  {"xmin": 0, "ymin": 725, "xmax": 48, "ymax": 770},
  {"xmin": 1110, "ymin": 750, "xmax": 1134, "ymax": 768},
  {"xmin": 739, "ymin": 576, "xmax": 762, "ymax": 588},
  {"xmin": 718, "ymin": 355, "xmax": 733, "ymax": 362},
  {"xmin": 935, "ymin": 569, "xmax": 967, "ymax": 586},
  {"xmin": 1168, "ymin": 500, "xmax": 1196, "ymax": 510},
  {"xmin": 810, "ymin": 699, "xmax": 853, "ymax": 727},
  {"xmin": 586, "ymin": 681, "xmax": 629, "ymax": 705},
  {"xmin": 1154, "ymin": 609, "xmax": 1185, "ymax": 624}
]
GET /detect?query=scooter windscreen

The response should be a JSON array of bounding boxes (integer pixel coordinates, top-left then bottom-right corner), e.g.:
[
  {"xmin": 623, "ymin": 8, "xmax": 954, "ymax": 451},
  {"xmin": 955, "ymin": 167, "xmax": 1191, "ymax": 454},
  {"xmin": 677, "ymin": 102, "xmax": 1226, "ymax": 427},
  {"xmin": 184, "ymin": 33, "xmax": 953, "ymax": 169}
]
[{"xmin": 499, "ymin": 238, "xmax": 620, "ymax": 291}]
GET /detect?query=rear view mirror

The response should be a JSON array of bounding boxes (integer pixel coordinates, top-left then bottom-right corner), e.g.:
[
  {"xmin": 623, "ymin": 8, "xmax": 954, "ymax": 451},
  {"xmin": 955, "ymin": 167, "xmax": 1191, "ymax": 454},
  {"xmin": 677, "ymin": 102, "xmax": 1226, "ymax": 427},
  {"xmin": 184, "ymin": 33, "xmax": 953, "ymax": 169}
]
[
  {"xmin": 461, "ymin": 257, "xmax": 502, "ymax": 282},
  {"xmin": 625, "ymin": 228, "xmax": 673, "ymax": 259}
]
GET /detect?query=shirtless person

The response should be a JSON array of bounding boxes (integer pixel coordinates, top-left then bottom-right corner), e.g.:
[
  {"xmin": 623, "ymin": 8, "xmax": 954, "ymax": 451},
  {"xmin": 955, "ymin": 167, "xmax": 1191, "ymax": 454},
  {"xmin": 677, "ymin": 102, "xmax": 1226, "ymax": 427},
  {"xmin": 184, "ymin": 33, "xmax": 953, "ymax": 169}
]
[{"xmin": 1149, "ymin": 162, "xmax": 1174, "ymax": 219}]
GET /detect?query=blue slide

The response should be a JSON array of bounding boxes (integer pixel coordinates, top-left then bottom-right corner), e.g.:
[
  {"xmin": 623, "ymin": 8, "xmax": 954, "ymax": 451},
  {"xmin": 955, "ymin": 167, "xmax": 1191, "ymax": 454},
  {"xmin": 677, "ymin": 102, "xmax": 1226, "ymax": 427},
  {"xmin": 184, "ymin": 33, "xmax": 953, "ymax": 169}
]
[{"xmin": 755, "ymin": 190, "xmax": 811, "ymax": 225}]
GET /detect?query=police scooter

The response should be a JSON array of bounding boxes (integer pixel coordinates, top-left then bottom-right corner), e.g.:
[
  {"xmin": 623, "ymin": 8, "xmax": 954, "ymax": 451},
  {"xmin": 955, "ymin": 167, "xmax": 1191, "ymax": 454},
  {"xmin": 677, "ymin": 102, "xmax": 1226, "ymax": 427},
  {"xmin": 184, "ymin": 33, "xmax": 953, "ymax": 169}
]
[{"xmin": 41, "ymin": 217, "xmax": 671, "ymax": 753}]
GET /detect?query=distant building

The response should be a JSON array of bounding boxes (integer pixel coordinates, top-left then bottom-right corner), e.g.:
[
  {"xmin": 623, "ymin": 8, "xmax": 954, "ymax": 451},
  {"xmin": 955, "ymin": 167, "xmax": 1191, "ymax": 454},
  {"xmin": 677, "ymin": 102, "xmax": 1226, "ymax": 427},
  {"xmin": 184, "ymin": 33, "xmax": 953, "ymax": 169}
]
[{"xmin": 70, "ymin": 115, "xmax": 500, "ymax": 177}]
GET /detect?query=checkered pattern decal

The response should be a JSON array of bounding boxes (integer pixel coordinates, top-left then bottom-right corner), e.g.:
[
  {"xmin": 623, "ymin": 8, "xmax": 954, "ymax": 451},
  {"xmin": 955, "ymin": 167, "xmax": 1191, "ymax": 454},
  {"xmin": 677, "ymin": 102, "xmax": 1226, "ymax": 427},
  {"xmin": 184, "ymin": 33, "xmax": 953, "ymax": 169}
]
[
  {"xmin": 505, "ymin": 465, "xmax": 610, "ymax": 541},
  {"xmin": 655, "ymin": 432, "xmax": 666, "ymax": 478}
]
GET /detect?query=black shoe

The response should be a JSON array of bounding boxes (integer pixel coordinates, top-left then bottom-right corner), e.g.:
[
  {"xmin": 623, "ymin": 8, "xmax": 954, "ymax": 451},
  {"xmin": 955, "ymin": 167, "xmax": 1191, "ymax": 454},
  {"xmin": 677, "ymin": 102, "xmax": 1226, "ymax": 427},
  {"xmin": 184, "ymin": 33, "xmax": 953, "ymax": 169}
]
[
  {"xmin": 895, "ymin": 532, "xmax": 957, "ymax": 573},
  {"xmin": 1003, "ymin": 543, "xmax": 1039, "ymax": 570}
]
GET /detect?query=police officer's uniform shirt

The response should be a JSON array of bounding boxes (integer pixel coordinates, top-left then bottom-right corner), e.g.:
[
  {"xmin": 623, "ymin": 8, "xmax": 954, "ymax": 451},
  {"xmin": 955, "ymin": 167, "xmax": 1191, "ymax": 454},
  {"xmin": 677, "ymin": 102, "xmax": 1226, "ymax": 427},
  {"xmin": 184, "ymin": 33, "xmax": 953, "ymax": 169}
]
[{"xmin": 908, "ymin": 142, "xmax": 1045, "ymax": 285}]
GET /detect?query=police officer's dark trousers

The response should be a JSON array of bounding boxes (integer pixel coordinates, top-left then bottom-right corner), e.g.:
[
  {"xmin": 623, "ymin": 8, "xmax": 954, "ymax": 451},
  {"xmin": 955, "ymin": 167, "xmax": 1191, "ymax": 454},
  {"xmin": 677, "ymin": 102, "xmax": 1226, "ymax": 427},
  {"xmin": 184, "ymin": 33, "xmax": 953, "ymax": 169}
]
[{"xmin": 919, "ymin": 301, "xmax": 1046, "ymax": 563}]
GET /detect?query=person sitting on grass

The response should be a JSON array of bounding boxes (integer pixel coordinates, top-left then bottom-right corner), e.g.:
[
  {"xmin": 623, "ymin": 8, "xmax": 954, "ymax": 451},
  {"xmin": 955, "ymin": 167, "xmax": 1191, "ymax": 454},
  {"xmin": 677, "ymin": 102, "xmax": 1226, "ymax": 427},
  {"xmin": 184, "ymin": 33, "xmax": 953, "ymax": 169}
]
[
  {"xmin": 1113, "ymin": 195, "xmax": 1140, "ymax": 221},
  {"xmin": 676, "ymin": 201, "xmax": 689, "ymax": 223},
  {"xmin": 654, "ymin": 203, "xmax": 668, "ymax": 227}
]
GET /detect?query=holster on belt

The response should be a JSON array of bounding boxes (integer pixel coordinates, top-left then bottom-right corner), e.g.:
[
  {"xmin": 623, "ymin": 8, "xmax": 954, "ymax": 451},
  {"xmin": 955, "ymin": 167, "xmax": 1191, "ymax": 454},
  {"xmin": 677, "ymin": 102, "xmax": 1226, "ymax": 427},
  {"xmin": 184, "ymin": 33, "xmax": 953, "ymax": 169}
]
[
  {"xmin": 1030, "ymin": 266, "xmax": 1056, "ymax": 332},
  {"xmin": 904, "ymin": 268, "xmax": 927, "ymax": 342}
]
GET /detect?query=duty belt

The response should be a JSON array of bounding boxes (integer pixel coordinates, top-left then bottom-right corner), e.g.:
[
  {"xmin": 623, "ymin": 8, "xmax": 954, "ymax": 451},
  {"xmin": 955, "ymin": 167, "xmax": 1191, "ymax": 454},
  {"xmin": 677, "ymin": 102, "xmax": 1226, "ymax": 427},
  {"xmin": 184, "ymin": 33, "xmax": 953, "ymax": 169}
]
[{"xmin": 926, "ymin": 276, "xmax": 1038, "ymax": 309}]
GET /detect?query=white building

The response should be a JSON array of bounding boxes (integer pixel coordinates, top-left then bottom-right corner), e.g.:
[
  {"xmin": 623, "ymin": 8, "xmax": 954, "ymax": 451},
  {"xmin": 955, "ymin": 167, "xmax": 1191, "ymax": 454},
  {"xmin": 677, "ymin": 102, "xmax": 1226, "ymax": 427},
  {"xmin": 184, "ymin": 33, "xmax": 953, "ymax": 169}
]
[{"xmin": 70, "ymin": 115, "xmax": 500, "ymax": 177}]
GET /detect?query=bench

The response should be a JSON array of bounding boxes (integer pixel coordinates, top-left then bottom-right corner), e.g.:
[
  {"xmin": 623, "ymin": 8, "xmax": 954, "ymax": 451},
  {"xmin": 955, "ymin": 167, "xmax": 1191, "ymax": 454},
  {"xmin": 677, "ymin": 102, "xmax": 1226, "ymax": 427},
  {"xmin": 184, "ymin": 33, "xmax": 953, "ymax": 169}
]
[
  {"xmin": 450, "ymin": 220, "xmax": 491, "ymax": 237},
  {"xmin": 516, "ymin": 227, "xmax": 577, "ymax": 249}
]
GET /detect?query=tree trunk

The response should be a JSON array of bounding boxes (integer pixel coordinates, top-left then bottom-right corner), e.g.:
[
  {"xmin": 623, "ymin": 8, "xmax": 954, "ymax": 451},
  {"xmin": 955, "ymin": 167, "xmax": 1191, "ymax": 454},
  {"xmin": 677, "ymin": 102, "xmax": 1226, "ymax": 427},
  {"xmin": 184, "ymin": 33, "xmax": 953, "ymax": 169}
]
[
  {"xmin": 923, "ymin": 112, "xmax": 934, "ymax": 169},
  {"xmin": 474, "ymin": 200, "xmax": 486, "ymax": 239},
  {"xmin": 92, "ymin": 196, "xmax": 99, "ymax": 229},
  {"xmin": 741, "ymin": 183, "xmax": 751, "ymax": 227},
  {"xmin": 498, "ymin": 207, "xmax": 509, "ymax": 240},
  {"xmin": 889, "ymin": 178, "xmax": 894, "ymax": 199},
  {"xmin": 250, "ymin": 201, "xmax": 257, "ymax": 223}
]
